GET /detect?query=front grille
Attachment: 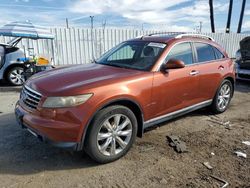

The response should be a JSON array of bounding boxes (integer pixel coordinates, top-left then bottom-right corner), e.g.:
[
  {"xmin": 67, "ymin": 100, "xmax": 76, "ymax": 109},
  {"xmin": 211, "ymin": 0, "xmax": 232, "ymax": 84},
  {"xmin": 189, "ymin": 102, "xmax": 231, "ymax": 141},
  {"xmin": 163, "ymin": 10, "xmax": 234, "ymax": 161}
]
[{"xmin": 21, "ymin": 85, "xmax": 42, "ymax": 109}]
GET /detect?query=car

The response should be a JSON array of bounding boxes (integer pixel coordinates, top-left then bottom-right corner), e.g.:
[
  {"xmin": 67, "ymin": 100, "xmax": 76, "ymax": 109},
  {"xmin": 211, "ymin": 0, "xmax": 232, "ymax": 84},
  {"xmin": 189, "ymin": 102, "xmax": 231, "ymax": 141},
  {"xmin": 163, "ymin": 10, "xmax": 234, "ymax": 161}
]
[
  {"xmin": 15, "ymin": 33, "xmax": 235, "ymax": 163},
  {"xmin": 235, "ymin": 36, "xmax": 250, "ymax": 80},
  {"xmin": 0, "ymin": 37, "xmax": 25, "ymax": 86}
]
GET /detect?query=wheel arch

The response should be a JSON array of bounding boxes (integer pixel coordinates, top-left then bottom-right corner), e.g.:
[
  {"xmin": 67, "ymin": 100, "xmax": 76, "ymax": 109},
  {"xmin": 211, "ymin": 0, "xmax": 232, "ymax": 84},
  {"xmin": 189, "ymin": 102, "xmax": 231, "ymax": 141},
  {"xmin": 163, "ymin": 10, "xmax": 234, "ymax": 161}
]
[
  {"xmin": 78, "ymin": 98, "xmax": 144, "ymax": 150},
  {"xmin": 224, "ymin": 76, "xmax": 235, "ymax": 96}
]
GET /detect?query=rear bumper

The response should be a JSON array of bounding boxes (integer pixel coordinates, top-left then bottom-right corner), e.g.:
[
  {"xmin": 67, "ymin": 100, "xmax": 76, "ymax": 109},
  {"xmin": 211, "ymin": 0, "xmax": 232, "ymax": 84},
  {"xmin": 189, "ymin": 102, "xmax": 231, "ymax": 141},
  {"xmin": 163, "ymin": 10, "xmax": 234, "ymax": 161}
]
[{"xmin": 15, "ymin": 102, "xmax": 82, "ymax": 151}]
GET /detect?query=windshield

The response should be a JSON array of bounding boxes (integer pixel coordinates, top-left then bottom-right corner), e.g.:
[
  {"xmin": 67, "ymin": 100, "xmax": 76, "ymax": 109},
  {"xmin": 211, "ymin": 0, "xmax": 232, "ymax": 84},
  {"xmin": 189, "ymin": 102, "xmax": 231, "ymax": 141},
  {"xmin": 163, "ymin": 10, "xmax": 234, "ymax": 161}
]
[{"xmin": 96, "ymin": 41, "xmax": 166, "ymax": 71}]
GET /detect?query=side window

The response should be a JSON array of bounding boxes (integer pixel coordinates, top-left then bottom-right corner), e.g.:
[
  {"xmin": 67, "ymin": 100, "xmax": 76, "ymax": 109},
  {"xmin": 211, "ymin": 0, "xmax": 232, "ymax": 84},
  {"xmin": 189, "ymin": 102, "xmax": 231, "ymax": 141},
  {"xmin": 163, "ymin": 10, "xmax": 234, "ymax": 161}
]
[
  {"xmin": 195, "ymin": 43, "xmax": 216, "ymax": 62},
  {"xmin": 165, "ymin": 43, "xmax": 193, "ymax": 65},
  {"xmin": 108, "ymin": 45, "xmax": 135, "ymax": 61},
  {"xmin": 213, "ymin": 47, "xmax": 225, "ymax": 59}
]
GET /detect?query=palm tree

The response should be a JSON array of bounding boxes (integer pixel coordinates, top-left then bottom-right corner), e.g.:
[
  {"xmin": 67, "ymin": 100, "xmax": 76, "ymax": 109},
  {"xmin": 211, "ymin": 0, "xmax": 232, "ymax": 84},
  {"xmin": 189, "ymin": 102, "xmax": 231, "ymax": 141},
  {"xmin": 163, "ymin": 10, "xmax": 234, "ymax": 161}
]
[
  {"xmin": 209, "ymin": 0, "xmax": 215, "ymax": 33},
  {"xmin": 226, "ymin": 0, "xmax": 233, "ymax": 33},
  {"xmin": 237, "ymin": 0, "xmax": 246, "ymax": 33}
]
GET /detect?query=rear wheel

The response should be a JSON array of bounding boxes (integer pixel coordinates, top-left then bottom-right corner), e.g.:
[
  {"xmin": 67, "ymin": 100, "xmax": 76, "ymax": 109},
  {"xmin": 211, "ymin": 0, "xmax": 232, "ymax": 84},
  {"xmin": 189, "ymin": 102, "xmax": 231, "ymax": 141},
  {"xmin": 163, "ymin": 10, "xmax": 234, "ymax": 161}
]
[
  {"xmin": 85, "ymin": 105, "xmax": 137, "ymax": 163},
  {"xmin": 7, "ymin": 66, "xmax": 25, "ymax": 86},
  {"xmin": 211, "ymin": 79, "xmax": 233, "ymax": 114}
]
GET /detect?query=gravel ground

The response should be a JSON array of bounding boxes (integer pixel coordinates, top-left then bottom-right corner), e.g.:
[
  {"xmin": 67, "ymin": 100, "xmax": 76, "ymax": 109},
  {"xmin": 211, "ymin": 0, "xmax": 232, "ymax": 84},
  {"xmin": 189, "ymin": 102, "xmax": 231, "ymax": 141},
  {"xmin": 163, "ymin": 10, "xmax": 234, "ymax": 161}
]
[{"xmin": 0, "ymin": 81, "xmax": 249, "ymax": 188}]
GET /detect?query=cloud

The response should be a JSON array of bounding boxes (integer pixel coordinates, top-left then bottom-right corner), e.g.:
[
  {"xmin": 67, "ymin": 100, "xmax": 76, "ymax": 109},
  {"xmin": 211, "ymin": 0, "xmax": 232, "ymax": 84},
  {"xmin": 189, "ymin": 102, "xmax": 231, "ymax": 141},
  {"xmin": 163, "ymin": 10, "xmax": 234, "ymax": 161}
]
[
  {"xmin": 245, "ymin": 10, "xmax": 250, "ymax": 16},
  {"xmin": 69, "ymin": 0, "xmax": 191, "ymax": 22},
  {"xmin": 243, "ymin": 21, "xmax": 250, "ymax": 30},
  {"xmin": 69, "ymin": 0, "xmax": 228, "ymax": 31},
  {"xmin": 15, "ymin": 0, "xmax": 29, "ymax": 2}
]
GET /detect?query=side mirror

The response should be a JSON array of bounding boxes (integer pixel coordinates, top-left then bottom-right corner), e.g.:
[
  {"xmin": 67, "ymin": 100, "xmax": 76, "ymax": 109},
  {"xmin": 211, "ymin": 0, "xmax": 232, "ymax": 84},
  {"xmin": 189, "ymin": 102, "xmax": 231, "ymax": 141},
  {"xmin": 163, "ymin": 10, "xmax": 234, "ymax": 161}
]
[{"xmin": 161, "ymin": 59, "xmax": 185, "ymax": 73}]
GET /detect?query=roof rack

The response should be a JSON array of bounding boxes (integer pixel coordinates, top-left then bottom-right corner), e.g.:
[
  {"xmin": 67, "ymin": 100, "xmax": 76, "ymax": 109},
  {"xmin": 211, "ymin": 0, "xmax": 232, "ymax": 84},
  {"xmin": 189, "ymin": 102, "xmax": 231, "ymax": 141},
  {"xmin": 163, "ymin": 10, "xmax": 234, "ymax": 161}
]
[
  {"xmin": 175, "ymin": 33, "xmax": 215, "ymax": 41},
  {"xmin": 145, "ymin": 32, "xmax": 215, "ymax": 41},
  {"xmin": 147, "ymin": 32, "xmax": 180, "ymax": 36}
]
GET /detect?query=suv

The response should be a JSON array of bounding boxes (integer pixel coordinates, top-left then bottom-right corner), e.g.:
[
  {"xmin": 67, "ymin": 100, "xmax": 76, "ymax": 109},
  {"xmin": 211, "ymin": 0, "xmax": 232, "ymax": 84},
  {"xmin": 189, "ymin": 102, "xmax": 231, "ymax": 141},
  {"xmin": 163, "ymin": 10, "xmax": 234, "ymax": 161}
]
[{"xmin": 15, "ymin": 34, "xmax": 235, "ymax": 163}]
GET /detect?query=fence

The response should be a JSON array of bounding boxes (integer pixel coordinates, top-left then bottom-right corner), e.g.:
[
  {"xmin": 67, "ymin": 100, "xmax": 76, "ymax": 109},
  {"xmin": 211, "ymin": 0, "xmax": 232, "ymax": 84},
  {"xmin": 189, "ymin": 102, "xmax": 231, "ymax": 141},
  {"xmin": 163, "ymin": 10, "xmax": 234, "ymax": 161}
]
[{"xmin": 0, "ymin": 28, "xmax": 249, "ymax": 66}]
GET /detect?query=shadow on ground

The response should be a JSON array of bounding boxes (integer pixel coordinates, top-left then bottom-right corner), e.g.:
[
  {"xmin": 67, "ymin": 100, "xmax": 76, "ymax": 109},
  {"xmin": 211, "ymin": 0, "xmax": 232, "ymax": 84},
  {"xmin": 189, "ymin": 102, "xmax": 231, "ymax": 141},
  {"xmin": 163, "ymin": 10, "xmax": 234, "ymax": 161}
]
[
  {"xmin": 235, "ymin": 80, "xmax": 250, "ymax": 93},
  {"xmin": 0, "ymin": 113, "xmax": 98, "ymax": 175}
]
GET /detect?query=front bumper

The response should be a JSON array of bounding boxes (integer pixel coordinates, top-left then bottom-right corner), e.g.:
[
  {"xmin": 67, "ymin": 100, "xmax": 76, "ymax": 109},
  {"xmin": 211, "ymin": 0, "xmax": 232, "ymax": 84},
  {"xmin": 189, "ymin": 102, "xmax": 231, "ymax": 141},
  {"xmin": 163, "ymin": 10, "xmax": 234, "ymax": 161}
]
[
  {"xmin": 15, "ymin": 101, "xmax": 82, "ymax": 151},
  {"xmin": 236, "ymin": 68, "xmax": 250, "ymax": 80}
]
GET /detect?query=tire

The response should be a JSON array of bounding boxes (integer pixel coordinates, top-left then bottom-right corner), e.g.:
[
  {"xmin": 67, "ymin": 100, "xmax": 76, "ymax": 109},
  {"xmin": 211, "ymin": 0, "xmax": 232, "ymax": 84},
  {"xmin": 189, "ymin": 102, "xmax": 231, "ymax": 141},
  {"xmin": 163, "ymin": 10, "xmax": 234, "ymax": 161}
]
[
  {"xmin": 7, "ymin": 66, "xmax": 25, "ymax": 86},
  {"xmin": 85, "ymin": 105, "xmax": 138, "ymax": 163},
  {"xmin": 211, "ymin": 79, "xmax": 233, "ymax": 114}
]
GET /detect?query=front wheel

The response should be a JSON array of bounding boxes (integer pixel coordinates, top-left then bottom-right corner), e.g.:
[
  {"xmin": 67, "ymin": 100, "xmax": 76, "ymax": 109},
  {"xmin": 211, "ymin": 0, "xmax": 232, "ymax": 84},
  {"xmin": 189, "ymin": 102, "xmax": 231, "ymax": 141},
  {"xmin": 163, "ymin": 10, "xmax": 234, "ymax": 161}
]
[
  {"xmin": 7, "ymin": 66, "xmax": 25, "ymax": 86},
  {"xmin": 211, "ymin": 79, "xmax": 233, "ymax": 114},
  {"xmin": 85, "ymin": 105, "xmax": 137, "ymax": 163}
]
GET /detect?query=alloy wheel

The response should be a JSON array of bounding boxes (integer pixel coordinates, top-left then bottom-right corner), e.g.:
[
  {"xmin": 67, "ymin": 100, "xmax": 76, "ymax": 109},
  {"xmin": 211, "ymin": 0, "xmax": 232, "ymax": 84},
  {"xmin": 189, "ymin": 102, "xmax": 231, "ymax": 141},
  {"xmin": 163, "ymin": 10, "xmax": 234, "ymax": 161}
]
[
  {"xmin": 97, "ymin": 114, "xmax": 132, "ymax": 156},
  {"xmin": 9, "ymin": 68, "xmax": 24, "ymax": 85},
  {"xmin": 217, "ymin": 83, "xmax": 231, "ymax": 110}
]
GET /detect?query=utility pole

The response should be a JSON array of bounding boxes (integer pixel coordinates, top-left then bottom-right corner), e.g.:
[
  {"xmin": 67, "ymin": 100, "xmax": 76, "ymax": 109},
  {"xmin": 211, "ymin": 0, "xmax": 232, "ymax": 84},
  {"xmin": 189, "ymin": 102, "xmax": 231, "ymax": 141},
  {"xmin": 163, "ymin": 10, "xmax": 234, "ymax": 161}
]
[
  {"xmin": 226, "ymin": 0, "xmax": 233, "ymax": 33},
  {"xmin": 199, "ymin": 21, "xmax": 203, "ymax": 33},
  {"xmin": 209, "ymin": 0, "xmax": 215, "ymax": 33},
  {"xmin": 90, "ymin": 16, "xmax": 95, "ymax": 60},
  {"xmin": 237, "ymin": 0, "xmax": 246, "ymax": 33},
  {"xmin": 65, "ymin": 18, "xmax": 69, "ymax": 29}
]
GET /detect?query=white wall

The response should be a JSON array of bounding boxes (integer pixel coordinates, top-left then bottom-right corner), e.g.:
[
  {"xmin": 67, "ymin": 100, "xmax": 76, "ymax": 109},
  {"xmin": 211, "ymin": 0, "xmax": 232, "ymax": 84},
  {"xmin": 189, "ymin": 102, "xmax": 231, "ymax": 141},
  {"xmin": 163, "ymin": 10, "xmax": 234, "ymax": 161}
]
[{"xmin": 0, "ymin": 28, "xmax": 249, "ymax": 66}]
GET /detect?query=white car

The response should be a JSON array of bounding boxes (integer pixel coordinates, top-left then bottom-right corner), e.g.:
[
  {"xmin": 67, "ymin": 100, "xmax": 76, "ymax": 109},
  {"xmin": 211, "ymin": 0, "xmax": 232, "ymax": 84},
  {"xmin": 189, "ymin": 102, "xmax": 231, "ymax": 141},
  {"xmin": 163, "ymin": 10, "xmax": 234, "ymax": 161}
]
[{"xmin": 0, "ymin": 37, "xmax": 25, "ymax": 86}]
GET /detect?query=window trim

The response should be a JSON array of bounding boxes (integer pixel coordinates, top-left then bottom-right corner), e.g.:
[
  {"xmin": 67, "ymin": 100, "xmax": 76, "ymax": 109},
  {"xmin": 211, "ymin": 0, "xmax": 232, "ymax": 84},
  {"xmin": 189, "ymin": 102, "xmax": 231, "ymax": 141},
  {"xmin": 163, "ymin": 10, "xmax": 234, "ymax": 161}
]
[
  {"xmin": 193, "ymin": 42, "xmax": 226, "ymax": 64},
  {"xmin": 156, "ymin": 41, "xmax": 228, "ymax": 71}
]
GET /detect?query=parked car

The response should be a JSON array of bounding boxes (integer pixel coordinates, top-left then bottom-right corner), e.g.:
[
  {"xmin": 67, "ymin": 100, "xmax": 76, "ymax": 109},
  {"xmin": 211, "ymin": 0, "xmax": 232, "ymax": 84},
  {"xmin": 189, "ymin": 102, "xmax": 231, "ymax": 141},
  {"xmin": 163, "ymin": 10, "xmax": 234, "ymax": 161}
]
[
  {"xmin": 235, "ymin": 36, "xmax": 250, "ymax": 80},
  {"xmin": 15, "ymin": 33, "xmax": 235, "ymax": 163},
  {"xmin": 0, "ymin": 37, "xmax": 25, "ymax": 85}
]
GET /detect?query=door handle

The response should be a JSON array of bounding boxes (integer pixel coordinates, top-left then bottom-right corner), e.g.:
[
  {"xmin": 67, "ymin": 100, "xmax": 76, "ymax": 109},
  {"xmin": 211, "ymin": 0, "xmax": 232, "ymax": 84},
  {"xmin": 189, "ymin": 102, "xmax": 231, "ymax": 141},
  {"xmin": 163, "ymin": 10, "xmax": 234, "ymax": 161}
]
[
  {"xmin": 218, "ymin": 65, "xmax": 224, "ymax": 70},
  {"xmin": 190, "ymin": 70, "xmax": 199, "ymax": 76}
]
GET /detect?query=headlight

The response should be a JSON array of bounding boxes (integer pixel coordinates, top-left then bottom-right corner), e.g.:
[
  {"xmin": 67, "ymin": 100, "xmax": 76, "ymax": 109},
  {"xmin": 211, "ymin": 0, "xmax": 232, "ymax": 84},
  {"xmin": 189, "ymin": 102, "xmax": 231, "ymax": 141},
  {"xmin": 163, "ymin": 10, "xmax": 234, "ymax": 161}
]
[{"xmin": 42, "ymin": 94, "xmax": 93, "ymax": 108}]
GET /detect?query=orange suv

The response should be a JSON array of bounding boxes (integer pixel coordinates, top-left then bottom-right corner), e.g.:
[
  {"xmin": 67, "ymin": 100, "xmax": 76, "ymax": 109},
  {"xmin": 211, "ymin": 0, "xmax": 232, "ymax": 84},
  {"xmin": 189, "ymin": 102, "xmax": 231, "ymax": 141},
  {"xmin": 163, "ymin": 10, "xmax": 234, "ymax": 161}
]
[{"xmin": 15, "ymin": 33, "xmax": 235, "ymax": 163}]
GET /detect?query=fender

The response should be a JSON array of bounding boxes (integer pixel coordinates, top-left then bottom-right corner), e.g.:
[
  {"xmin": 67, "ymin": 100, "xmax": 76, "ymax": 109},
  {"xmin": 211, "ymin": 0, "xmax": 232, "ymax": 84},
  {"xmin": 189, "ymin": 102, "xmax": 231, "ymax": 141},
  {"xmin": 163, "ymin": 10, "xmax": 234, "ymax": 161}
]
[{"xmin": 76, "ymin": 97, "xmax": 144, "ymax": 151}]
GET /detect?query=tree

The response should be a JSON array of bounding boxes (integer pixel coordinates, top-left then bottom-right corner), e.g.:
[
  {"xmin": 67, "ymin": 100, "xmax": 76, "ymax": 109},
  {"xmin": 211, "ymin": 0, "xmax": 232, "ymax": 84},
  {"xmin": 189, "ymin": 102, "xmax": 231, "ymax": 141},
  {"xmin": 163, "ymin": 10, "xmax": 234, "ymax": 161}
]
[{"xmin": 209, "ymin": 0, "xmax": 215, "ymax": 33}]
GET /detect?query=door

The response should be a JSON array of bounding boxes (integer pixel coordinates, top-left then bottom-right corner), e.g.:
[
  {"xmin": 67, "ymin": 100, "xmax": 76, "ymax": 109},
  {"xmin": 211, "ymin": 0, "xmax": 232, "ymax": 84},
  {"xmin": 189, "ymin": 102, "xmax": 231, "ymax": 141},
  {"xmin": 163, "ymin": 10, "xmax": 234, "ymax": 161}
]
[
  {"xmin": 150, "ymin": 42, "xmax": 200, "ymax": 119},
  {"xmin": 193, "ymin": 42, "xmax": 227, "ymax": 101},
  {"xmin": 0, "ymin": 46, "xmax": 4, "ymax": 69}
]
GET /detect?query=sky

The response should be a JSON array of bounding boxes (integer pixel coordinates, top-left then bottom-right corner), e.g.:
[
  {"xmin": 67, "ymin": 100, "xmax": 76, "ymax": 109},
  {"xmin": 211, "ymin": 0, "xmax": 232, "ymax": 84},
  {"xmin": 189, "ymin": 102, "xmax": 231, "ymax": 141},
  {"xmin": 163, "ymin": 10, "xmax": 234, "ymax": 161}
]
[{"xmin": 0, "ymin": 0, "xmax": 249, "ymax": 33}]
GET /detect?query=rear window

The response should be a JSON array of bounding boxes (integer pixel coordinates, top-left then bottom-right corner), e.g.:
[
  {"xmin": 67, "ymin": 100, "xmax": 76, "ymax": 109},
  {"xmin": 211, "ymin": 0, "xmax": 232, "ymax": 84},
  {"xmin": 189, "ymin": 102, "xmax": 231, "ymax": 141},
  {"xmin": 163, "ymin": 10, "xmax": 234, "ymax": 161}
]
[
  {"xmin": 195, "ymin": 43, "xmax": 216, "ymax": 62},
  {"xmin": 213, "ymin": 47, "xmax": 225, "ymax": 59}
]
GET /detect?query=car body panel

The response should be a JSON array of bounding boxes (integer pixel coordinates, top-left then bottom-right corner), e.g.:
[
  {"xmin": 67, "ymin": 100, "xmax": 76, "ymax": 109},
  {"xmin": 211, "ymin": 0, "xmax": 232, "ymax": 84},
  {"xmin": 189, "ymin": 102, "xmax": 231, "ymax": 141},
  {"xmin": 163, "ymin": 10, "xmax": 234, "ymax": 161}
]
[{"xmin": 150, "ymin": 66, "xmax": 200, "ymax": 119}]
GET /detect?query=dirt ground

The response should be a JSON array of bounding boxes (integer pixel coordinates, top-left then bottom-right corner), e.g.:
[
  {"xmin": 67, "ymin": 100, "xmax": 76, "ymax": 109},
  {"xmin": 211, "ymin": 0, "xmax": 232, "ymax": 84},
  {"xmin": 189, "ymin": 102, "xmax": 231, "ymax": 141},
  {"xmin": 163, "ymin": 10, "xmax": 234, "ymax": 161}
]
[{"xmin": 0, "ymin": 81, "xmax": 249, "ymax": 188}]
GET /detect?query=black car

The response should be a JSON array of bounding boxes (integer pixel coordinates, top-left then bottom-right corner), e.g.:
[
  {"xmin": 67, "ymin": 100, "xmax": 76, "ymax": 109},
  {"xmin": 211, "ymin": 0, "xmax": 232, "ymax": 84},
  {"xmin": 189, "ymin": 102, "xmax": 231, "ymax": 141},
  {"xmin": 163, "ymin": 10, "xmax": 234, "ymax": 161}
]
[{"xmin": 236, "ymin": 36, "xmax": 250, "ymax": 80}]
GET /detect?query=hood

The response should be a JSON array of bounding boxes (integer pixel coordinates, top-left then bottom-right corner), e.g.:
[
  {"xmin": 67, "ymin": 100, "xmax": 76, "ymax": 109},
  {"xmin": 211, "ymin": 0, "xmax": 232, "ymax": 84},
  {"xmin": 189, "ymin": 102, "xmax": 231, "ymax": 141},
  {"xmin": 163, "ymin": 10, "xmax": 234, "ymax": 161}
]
[
  {"xmin": 26, "ymin": 63, "xmax": 143, "ymax": 96},
  {"xmin": 240, "ymin": 37, "xmax": 250, "ymax": 61}
]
